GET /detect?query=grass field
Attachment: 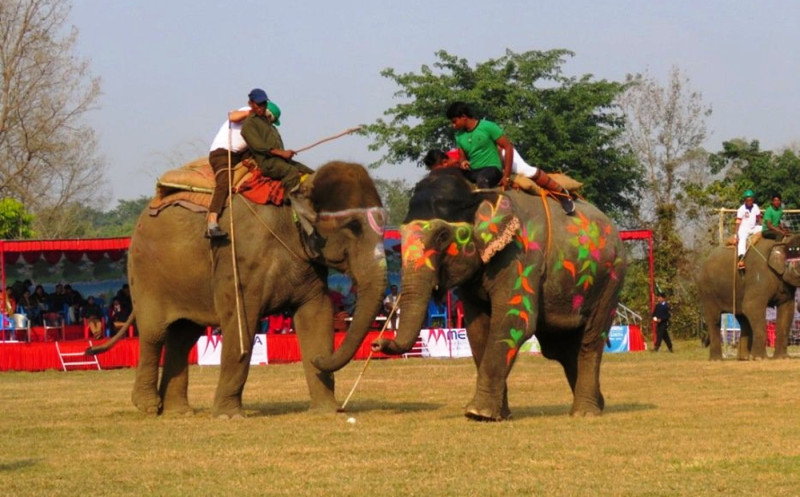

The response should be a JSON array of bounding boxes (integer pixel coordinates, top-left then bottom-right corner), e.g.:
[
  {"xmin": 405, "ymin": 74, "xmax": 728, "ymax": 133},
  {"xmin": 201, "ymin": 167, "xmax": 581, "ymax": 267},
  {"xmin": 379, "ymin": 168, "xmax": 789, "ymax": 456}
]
[{"xmin": 1, "ymin": 340, "xmax": 800, "ymax": 496}]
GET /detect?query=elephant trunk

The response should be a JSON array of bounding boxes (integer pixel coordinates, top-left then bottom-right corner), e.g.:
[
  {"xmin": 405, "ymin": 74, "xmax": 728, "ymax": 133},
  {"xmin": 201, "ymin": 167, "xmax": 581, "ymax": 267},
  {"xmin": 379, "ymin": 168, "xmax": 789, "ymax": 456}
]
[
  {"xmin": 372, "ymin": 266, "xmax": 435, "ymax": 355},
  {"xmin": 313, "ymin": 251, "xmax": 387, "ymax": 372}
]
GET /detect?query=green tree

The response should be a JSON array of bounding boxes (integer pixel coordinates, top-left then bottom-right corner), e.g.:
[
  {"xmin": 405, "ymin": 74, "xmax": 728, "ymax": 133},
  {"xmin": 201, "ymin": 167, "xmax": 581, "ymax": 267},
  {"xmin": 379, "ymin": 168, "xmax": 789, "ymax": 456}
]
[
  {"xmin": 0, "ymin": 198, "xmax": 35, "ymax": 239},
  {"xmin": 91, "ymin": 197, "xmax": 151, "ymax": 237},
  {"xmin": 374, "ymin": 179, "xmax": 413, "ymax": 227},
  {"xmin": 694, "ymin": 139, "xmax": 800, "ymax": 241},
  {"xmin": 364, "ymin": 49, "xmax": 642, "ymax": 216}
]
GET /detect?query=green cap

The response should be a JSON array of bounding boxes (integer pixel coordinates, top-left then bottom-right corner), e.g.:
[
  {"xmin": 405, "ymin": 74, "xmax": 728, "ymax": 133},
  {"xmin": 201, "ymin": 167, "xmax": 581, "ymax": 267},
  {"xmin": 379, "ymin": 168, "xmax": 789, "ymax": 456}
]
[
  {"xmin": 267, "ymin": 101, "xmax": 281, "ymax": 126},
  {"xmin": 743, "ymin": 189, "xmax": 754, "ymax": 199}
]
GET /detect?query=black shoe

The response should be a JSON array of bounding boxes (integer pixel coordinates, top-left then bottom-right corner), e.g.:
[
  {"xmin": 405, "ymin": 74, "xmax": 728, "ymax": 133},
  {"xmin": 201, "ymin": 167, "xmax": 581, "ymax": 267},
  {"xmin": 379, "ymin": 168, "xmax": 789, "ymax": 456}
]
[
  {"xmin": 205, "ymin": 226, "xmax": 228, "ymax": 239},
  {"xmin": 560, "ymin": 197, "xmax": 575, "ymax": 215}
]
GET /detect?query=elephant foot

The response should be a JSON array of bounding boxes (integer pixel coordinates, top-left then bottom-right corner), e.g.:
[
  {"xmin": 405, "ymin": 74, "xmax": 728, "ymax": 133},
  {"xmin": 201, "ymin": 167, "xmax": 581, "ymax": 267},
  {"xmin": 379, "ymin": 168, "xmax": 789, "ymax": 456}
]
[
  {"xmin": 570, "ymin": 395, "xmax": 604, "ymax": 417},
  {"xmin": 570, "ymin": 407, "xmax": 603, "ymax": 417},
  {"xmin": 132, "ymin": 390, "xmax": 162, "ymax": 415},
  {"xmin": 308, "ymin": 402, "xmax": 340, "ymax": 414},
  {"xmin": 161, "ymin": 402, "xmax": 194, "ymax": 416},
  {"xmin": 464, "ymin": 402, "xmax": 510, "ymax": 422},
  {"xmin": 215, "ymin": 412, "xmax": 245, "ymax": 420},
  {"xmin": 212, "ymin": 404, "xmax": 244, "ymax": 419},
  {"xmin": 772, "ymin": 351, "xmax": 790, "ymax": 360}
]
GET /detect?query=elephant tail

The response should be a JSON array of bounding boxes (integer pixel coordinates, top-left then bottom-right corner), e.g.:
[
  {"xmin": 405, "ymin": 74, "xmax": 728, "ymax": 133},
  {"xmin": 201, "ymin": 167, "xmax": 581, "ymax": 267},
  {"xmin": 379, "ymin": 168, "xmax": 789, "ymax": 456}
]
[{"xmin": 85, "ymin": 312, "xmax": 135, "ymax": 355}]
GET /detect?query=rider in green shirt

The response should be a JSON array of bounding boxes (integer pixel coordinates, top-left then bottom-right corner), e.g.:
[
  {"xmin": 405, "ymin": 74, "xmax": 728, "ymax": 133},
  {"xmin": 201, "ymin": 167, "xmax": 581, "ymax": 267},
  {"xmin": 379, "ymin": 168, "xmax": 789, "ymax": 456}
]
[
  {"xmin": 445, "ymin": 101, "xmax": 574, "ymax": 214},
  {"xmin": 762, "ymin": 193, "xmax": 789, "ymax": 240}
]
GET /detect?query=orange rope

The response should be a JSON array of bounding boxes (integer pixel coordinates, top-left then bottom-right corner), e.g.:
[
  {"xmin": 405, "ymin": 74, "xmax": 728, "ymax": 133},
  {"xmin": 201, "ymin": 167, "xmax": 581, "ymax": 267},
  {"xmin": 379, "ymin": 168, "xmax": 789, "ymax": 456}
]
[{"xmin": 539, "ymin": 192, "xmax": 554, "ymax": 257}]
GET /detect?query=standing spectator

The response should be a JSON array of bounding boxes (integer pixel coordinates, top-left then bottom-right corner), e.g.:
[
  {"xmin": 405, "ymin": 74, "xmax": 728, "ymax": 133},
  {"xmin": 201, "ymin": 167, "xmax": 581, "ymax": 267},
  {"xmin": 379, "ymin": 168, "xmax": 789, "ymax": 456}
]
[
  {"xmin": 762, "ymin": 193, "xmax": 790, "ymax": 241},
  {"xmin": 734, "ymin": 189, "xmax": 762, "ymax": 269},
  {"xmin": 383, "ymin": 285, "xmax": 400, "ymax": 330},
  {"xmin": 652, "ymin": 292, "xmax": 673, "ymax": 353}
]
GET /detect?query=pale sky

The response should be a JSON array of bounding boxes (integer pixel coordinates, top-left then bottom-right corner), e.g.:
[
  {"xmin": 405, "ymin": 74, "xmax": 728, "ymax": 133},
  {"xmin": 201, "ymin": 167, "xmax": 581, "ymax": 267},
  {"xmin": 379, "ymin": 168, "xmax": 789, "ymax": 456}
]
[{"xmin": 70, "ymin": 0, "xmax": 800, "ymax": 206}]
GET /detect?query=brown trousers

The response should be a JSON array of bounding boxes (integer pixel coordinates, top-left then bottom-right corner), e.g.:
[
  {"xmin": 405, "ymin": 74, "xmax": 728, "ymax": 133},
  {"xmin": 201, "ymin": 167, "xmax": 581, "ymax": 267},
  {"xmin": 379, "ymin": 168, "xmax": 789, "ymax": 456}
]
[{"xmin": 208, "ymin": 148, "xmax": 247, "ymax": 216}]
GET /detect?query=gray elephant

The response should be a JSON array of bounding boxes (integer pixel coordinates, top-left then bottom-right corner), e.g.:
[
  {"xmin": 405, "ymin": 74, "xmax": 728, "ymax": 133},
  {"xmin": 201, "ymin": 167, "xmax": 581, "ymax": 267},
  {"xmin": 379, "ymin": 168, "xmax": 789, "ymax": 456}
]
[
  {"xmin": 698, "ymin": 236, "xmax": 800, "ymax": 360},
  {"xmin": 368, "ymin": 170, "xmax": 626, "ymax": 420},
  {"xmin": 94, "ymin": 161, "xmax": 387, "ymax": 417}
]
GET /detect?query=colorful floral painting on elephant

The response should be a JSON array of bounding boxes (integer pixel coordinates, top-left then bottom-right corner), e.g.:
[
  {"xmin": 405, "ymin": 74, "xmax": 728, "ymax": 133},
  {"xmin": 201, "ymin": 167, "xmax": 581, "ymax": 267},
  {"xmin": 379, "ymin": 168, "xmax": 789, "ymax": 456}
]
[{"xmin": 372, "ymin": 169, "xmax": 626, "ymax": 420}]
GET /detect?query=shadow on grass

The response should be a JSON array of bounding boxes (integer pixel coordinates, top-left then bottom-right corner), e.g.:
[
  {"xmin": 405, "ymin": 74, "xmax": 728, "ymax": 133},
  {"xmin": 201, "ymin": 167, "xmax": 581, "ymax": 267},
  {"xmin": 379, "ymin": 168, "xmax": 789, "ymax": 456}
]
[
  {"xmin": 0, "ymin": 459, "xmax": 39, "ymax": 472},
  {"xmin": 510, "ymin": 402, "xmax": 656, "ymax": 419},
  {"xmin": 243, "ymin": 399, "xmax": 444, "ymax": 417}
]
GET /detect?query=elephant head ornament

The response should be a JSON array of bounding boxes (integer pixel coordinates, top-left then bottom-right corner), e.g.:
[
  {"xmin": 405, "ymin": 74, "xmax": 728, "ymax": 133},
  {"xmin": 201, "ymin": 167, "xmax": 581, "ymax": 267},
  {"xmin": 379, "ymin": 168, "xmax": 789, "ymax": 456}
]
[{"xmin": 373, "ymin": 169, "xmax": 626, "ymax": 420}]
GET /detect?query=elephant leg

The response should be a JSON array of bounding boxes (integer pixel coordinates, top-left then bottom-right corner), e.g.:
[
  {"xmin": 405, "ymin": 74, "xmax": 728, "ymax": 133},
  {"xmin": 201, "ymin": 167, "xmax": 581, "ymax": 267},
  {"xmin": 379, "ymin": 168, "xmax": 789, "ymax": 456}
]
[
  {"xmin": 737, "ymin": 320, "xmax": 753, "ymax": 360},
  {"xmin": 463, "ymin": 306, "xmax": 490, "ymax": 370},
  {"xmin": 703, "ymin": 305, "xmax": 724, "ymax": 360},
  {"xmin": 132, "ymin": 333, "xmax": 165, "ymax": 415},
  {"xmin": 160, "ymin": 320, "xmax": 205, "ymax": 414},
  {"xmin": 742, "ymin": 300, "xmax": 768, "ymax": 359},
  {"xmin": 465, "ymin": 309, "xmax": 526, "ymax": 422},
  {"xmin": 212, "ymin": 313, "xmax": 258, "ymax": 418},
  {"xmin": 772, "ymin": 301, "xmax": 793, "ymax": 359},
  {"xmin": 294, "ymin": 296, "xmax": 338, "ymax": 413},
  {"xmin": 571, "ymin": 333, "xmax": 606, "ymax": 416}
]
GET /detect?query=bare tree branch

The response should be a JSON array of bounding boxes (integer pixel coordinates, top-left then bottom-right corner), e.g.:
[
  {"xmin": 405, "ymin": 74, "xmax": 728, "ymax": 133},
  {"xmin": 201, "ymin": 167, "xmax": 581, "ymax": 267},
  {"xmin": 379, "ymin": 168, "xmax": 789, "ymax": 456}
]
[{"xmin": 0, "ymin": 0, "xmax": 108, "ymax": 237}]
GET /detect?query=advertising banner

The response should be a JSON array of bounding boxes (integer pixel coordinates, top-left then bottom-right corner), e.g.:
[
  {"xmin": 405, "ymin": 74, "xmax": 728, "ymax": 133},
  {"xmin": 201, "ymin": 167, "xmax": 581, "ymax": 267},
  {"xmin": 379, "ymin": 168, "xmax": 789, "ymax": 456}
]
[
  {"xmin": 418, "ymin": 328, "xmax": 539, "ymax": 358},
  {"xmin": 605, "ymin": 325, "xmax": 629, "ymax": 353},
  {"xmin": 197, "ymin": 333, "xmax": 268, "ymax": 365}
]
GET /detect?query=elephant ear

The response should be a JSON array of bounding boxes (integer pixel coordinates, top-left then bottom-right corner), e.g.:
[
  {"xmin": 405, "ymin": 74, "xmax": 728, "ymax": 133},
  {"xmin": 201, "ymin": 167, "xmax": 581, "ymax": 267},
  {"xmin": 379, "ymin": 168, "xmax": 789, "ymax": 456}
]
[
  {"xmin": 473, "ymin": 195, "xmax": 520, "ymax": 264},
  {"xmin": 768, "ymin": 244, "xmax": 787, "ymax": 275}
]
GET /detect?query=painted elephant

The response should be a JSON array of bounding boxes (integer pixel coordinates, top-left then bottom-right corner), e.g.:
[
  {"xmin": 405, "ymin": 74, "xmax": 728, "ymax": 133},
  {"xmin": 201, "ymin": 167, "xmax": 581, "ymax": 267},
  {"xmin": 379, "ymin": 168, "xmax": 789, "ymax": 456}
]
[
  {"xmin": 99, "ymin": 161, "xmax": 387, "ymax": 417},
  {"xmin": 371, "ymin": 169, "xmax": 626, "ymax": 420},
  {"xmin": 698, "ymin": 236, "xmax": 800, "ymax": 360}
]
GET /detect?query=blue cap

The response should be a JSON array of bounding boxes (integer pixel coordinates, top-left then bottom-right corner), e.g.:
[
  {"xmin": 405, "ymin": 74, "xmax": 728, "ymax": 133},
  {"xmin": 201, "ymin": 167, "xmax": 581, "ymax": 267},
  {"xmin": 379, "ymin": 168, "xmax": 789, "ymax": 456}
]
[{"xmin": 248, "ymin": 88, "xmax": 268, "ymax": 105}]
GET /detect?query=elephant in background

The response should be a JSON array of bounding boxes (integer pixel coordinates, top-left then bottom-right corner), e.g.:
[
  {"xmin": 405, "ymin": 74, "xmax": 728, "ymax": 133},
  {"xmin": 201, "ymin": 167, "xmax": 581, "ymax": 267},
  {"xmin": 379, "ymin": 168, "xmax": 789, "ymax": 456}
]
[
  {"xmin": 698, "ymin": 236, "xmax": 800, "ymax": 360},
  {"xmin": 104, "ymin": 161, "xmax": 387, "ymax": 417},
  {"xmin": 371, "ymin": 169, "xmax": 626, "ymax": 420}
]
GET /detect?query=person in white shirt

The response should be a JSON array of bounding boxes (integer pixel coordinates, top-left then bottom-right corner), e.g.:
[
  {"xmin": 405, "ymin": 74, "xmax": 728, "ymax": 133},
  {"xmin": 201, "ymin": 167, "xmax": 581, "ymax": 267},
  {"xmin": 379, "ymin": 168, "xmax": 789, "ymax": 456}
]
[
  {"xmin": 383, "ymin": 285, "xmax": 400, "ymax": 330},
  {"xmin": 205, "ymin": 100, "xmax": 254, "ymax": 239},
  {"xmin": 734, "ymin": 189, "xmax": 762, "ymax": 269}
]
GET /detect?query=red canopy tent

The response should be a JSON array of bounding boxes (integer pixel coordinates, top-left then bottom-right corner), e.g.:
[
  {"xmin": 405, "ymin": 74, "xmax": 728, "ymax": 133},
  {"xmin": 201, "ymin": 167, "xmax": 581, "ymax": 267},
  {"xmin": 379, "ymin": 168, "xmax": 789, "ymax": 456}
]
[{"xmin": 0, "ymin": 238, "xmax": 131, "ymax": 309}]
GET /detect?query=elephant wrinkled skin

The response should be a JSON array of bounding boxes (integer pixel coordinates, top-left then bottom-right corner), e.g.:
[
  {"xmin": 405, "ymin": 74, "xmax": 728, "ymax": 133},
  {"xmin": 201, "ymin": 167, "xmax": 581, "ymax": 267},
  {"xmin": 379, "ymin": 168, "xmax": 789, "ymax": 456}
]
[
  {"xmin": 698, "ymin": 236, "xmax": 800, "ymax": 360},
  {"xmin": 373, "ymin": 169, "xmax": 626, "ymax": 420},
  {"xmin": 114, "ymin": 161, "xmax": 387, "ymax": 417}
]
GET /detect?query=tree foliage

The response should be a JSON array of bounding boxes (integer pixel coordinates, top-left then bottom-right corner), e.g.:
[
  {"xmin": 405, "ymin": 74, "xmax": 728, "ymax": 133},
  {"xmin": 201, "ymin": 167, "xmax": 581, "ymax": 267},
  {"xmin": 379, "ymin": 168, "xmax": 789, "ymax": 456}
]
[
  {"xmin": 364, "ymin": 49, "xmax": 642, "ymax": 216},
  {"xmin": 374, "ymin": 178, "xmax": 412, "ymax": 227},
  {"xmin": 0, "ymin": 0, "xmax": 107, "ymax": 238},
  {"xmin": 615, "ymin": 67, "xmax": 714, "ymax": 337},
  {"xmin": 0, "ymin": 198, "xmax": 35, "ymax": 239}
]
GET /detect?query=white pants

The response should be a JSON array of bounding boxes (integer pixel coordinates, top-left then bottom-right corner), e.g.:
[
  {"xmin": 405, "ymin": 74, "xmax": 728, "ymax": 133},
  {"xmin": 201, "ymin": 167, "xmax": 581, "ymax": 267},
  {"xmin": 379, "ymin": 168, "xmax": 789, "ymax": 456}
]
[
  {"xmin": 737, "ymin": 226, "xmax": 762, "ymax": 256},
  {"xmin": 511, "ymin": 148, "xmax": 539, "ymax": 177}
]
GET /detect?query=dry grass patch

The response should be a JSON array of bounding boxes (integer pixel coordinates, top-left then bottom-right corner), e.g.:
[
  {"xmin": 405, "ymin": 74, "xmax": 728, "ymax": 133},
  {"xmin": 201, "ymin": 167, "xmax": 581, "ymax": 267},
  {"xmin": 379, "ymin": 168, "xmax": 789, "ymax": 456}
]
[{"xmin": 1, "ymin": 341, "xmax": 800, "ymax": 496}]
